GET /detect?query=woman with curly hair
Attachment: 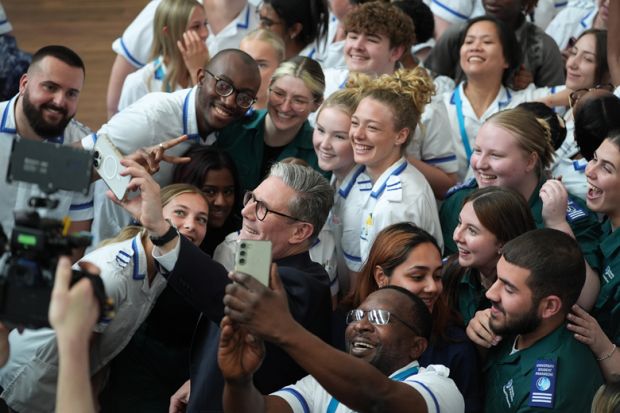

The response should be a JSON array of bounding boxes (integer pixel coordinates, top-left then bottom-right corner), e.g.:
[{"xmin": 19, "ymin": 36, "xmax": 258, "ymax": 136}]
[{"xmin": 341, "ymin": 67, "xmax": 442, "ymax": 274}]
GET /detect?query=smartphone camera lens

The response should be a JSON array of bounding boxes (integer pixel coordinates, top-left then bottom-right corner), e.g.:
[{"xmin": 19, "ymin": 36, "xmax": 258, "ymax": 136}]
[
  {"xmin": 239, "ymin": 258, "xmax": 245, "ymax": 265},
  {"xmin": 240, "ymin": 242, "xmax": 246, "ymax": 248},
  {"xmin": 240, "ymin": 250, "xmax": 246, "ymax": 257}
]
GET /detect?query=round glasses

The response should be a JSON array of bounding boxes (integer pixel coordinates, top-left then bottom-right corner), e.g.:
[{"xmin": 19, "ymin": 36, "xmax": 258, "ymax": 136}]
[
  {"xmin": 243, "ymin": 191, "xmax": 304, "ymax": 222},
  {"xmin": 346, "ymin": 308, "xmax": 421, "ymax": 336},
  {"xmin": 268, "ymin": 87, "xmax": 315, "ymax": 112},
  {"xmin": 205, "ymin": 69, "xmax": 256, "ymax": 109}
]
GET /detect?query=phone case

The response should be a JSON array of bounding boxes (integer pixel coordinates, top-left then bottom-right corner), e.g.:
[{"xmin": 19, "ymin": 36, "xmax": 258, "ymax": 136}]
[
  {"xmin": 233, "ymin": 239, "xmax": 272, "ymax": 286},
  {"xmin": 93, "ymin": 133, "xmax": 131, "ymax": 200}
]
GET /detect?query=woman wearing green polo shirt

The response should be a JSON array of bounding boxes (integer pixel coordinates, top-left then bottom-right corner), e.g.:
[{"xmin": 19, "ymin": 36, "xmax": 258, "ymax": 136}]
[
  {"xmin": 439, "ymin": 107, "xmax": 603, "ymax": 310},
  {"xmin": 215, "ymin": 56, "xmax": 324, "ymax": 193},
  {"xmin": 443, "ymin": 186, "xmax": 535, "ymax": 326},
  {"xmin": 566, "ymin": 132, "xmax": 620, "ymax": 383}
]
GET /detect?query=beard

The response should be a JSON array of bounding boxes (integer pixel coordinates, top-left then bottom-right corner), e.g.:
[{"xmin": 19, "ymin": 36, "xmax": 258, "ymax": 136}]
[
  {"xmin": 22, "ymin": 90, "xmax": 73, "ymax": 139},
  {"xmin": 489, "ymin": 301, "xmax": 542, "ymax": 337}
]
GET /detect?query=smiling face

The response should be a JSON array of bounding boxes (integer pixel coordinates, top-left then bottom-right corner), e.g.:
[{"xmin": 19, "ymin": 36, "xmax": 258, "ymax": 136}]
[
  {"xmin": 313, "ymin": 106, "xmax": 355, "ymax": 178},
  {"xmin": 240, "ymin": 38, "xmax": 281, "ymax": 109},
  {"xmin": 486, "ymin": 256, "xmax": 541, "ymax": 336},
  {"xmin": 453, "ymin": 201, "xmax": 502, "ymax": 275},
  {"xmin": 195, "ymin": 53, "xmax": 260, "ymax": 133},
  {"xmin": 344, "ymin": 31, "xmax": 402, "ymax": 76},
  {"xmin": 345, "ymin": 289, "xmax": 420, "ymax": 375},
  {"xmin": 267, "ymin": 74, "xmax": 318, "ymax": 134},
  {"xmin": 19, "ymin": 56, "xmax": 84, "ymax": 139},
  {"xmin": 585, "ymin": 139, "xmax": 620, "ymax": 226},
  {"xmin": 565, "ymin": 33, "xmax": 598, "ymax": 91},
  {"xmin": 459, "ymin": 20, "xmax": 508, "ymax": 80},
  {"xmin": 201, "ymin": 168, "xmax": 236, "ymax": 229},
  {"xmin": 350, "ymin": 97, "xmax": 408, "ymax": 181},
  {"xmin": 470, "ymin": 122, "xmax": 536, "ymax": 193},
  {"xmin": 376, "ymin": 242, "xmax": 443, "ymax": 312},
  {"xmin": 162, "ymin": 192, "xmax": 209, "ymax": 246}
]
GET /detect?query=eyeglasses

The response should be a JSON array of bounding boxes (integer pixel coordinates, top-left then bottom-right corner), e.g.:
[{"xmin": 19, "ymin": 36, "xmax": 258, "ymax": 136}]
[
  {"xmin": 346, "ymin": 308, "xmax": 421, "ymax": 336},
  {"xmin": 243, "ymin": 191, "xmax": 304, "ymax": 222},
  {"xmin": 268, "ymin": 88, "xmax": 315, "ymax": 112},
  {"xmin": 204, "ymin": 69, "xmax": 256, "ymax": 109},
  {"xmin": 569, "ymin": 83, "xmax": 615, "ymax": 110}
]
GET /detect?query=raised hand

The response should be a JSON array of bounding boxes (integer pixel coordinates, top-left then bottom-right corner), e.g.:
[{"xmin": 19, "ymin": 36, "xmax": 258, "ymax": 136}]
[{"xmin": 218, "ymin": 316, "xmax": 265, "ymax": 384}]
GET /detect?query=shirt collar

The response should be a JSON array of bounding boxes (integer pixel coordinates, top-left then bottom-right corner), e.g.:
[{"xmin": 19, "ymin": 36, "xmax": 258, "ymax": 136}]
[{"xmin": 1, "ymin": 95, "xmax": 65, "ymax": 143}]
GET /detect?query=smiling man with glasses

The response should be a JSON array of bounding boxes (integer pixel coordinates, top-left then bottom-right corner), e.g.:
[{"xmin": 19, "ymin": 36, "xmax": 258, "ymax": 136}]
[
  {"xmin": 218, "ymin": 283, "xmax": 465, "ymax": 413},
  {"xmin": 136, "ymin": 162, "xmax": 335, "ymax": 412}
]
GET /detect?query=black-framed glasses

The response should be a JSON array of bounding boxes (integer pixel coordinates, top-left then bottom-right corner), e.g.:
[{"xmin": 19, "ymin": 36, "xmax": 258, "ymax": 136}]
[
  {"xmin": 569, "ymin": 83, "xmax": 615, "ymax": 110},
  {"xmin": 346, "ymin": 308, "xmax": 421, "ymax": 336},
  {"xmin": 204, "ymin": 69, "xmax": 256, "ymax": 109},
  {"xmin": 243, "ymin": 191, "xmax": 304, "ymax": 222}
]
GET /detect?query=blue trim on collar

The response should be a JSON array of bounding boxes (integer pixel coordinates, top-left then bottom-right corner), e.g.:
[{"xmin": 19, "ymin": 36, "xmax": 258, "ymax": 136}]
[
  {"xmin": 153, "ymin": 57, "xmax": 165, "ymax": 81},
  {"xmin": 431, "ymin": 0, "xmax": 469, "ymax": 20},
  {"xmin": 580, "ymin": 9, "xmax": 594, "ymax": 27},
  {"xmin": 69, "ymin": 201, "xmax": 94, "ymax": 211},
  {"xmin": 182, "ymin": 88, "xmax": 193, "ymax": 136},
  {"xmin": 554, "ymin": 1, "xmax": 567, "ymax": 7},
  {"xmin": 0, "ymin": 97, "xmax": 16, "ymax": 133},
  {"xmin": 573, "ymin": 160, "xmax": 587, "ymax": 171},
  {"xmin": 498, "ymin": 88, "xmax": 512, "ymax": 109},
  {"xmin": 91, "ymin": 132, "xmax": 98, "ymax": 144},
  {"xmin": 338, "ymin": 166, "xmax": 366, "ymax": 198},
  {"xmin": 307, "ymin": 48, "xmax": 316, "ymax": 59},
  {"xmin": 131, "ymin": 237, "xmax": 145, "ymax": 280},
  {"xmin": 370, "ymin": 161, "xmax": 407, "ymax": 199},
  {"xmin": 120, "ymin": 37, "xmax": 145, "ymax": 67},
  {"xmin": 236, "ymin": 5, "xmax": 250, "ymax": 29}
]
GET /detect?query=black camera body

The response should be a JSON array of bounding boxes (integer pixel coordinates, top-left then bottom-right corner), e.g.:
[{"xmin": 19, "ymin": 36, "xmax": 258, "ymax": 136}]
[{"xmin": 0, "ymin": 138, "xmax": 110, "ymax": 329}]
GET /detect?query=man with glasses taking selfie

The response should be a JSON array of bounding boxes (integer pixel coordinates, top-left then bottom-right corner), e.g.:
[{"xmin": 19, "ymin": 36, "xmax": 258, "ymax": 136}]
[
  {"xmin": 217, "ymin": 283, "xmax": 464, "ymax": 412},
  {"xmin": 79, "ymin": 48, "xmax": 261, "ymax": 244},
  {"xmin": 128, "ymin": 162, "xmax": 334, "ymax": 412}
]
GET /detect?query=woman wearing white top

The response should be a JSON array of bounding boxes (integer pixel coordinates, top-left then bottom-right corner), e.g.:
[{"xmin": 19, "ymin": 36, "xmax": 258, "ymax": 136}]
[
  {"xmin": 0, "ymin": 183, "xmax": 210, "ymax": 413},
  {"xmin": 345, "ymin": 68, "xmax": 443, "ymax": 271},
  {"xmin": 118, "ymin": 0, "xmax": 209, "ymax": 111}
]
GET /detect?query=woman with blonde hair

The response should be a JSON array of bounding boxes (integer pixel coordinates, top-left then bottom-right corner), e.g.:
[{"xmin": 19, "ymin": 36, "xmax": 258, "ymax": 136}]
[
  {"xmin": 118, "ymin": 0, "xmax": 208, "ymax": 110},
  {"xmin": 0, "ymin": 183, "xmax": 210, "ymax": 412},
  {"xmin": 440, "ymin": 106, "xmax": 602, "ymax": 310},
  {"xmin": 341, "ymin": 67, "xmax": 442, "ymax": 273},
  {"xmin": 215, "ymin": 55, "xmax": 325, "ymax": 193}
]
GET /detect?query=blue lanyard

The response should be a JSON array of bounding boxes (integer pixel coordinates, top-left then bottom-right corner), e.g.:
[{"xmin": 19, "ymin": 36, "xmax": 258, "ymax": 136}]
[
  {"xmin": 325, "ymin": 365, "xmax": 419, "ymax": 413},
  {"xmin": 454, "ymin": 86, "xmax": 472, "ymax": 162}
]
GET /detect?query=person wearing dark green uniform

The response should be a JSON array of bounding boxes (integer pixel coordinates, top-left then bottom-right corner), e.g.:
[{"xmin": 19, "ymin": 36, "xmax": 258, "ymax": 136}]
[
  {"xmin": 215, "ymin": 56, "xmax": 325, "ymax": 194},
  {"xmin": 466, "ymin": 229, "xmax": 603, "ymax": 413},
  {"xmin": 443, "ymin": 187, "xmax": 536, "ymax": 326}
]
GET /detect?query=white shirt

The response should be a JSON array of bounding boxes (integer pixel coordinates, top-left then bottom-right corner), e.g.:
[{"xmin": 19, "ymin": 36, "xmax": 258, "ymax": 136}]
[
  {"xmin": 306, "ymin": 14, "xmax": 346, "ymax": 70},
  {"xmin": 112, "ymin": 0, "xmax": 162, "ymax": 68},
  {"xmin": 0, "ymin": 235, "xmax": 167, "ymax": 413},
  {"xmin": 552, "ymin": 157, "xmax": 587, "ymax": 200},
  {"xmin": 0, "ymin": 3, "xmax": 12, "ymax": 34},
  {"xmin": 213, "ymin": 229, "xmax": 340, "ymax": 297},
  {"xmin": 356, "ymin": 158, "xmax": 443, "ymax": 263},
  {"xmin": 118, "ymin": 57, "xmax": 184, "ymax": 111},
  {"xmin": 206, "ymin": 2, "xmax": 259, "ymax": 55},
  {"xmin": 82, "ymin": 87, "xmax": 212, "ymax": 245},
  {"xmin": 272, "ymin": 361, "xmax": 465, "ymax": 413},
  {"xmin": 0, "ymin": 96, "xmax": 93, "ymax": 237},
  {"xmin": 545, "ymin": 1, "xmax": 597, "ymax": 51}
]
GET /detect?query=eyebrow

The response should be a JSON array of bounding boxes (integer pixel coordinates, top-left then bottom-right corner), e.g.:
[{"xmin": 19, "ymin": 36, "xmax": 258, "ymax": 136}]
[
  {"xmin": 41, "ymin": 80, "xmax": 80, "ymax": 94},
  {"xmin": 497, "ymin": 276, "xmax": 518, "ymax": 291},
  {"xmin": 174, "ymin": 203, "xmax": 209, "ymax": 217}
]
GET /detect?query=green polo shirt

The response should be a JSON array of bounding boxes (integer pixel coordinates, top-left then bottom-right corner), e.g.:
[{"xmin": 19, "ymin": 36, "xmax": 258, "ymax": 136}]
[
  {"xmin": 439, "ymin": 179, "xmax": 602, "ymax": 271},
  {"xmin": 456, "ymin": 269, "xmax": 491, "ymax": 326},
  {"xmin": 484, "ymin": 325, "xmax": 603, "ymax": 413},
  {"xmin": 593, "ymin": 219, "xmax": 620, "ymax": 344},
  {"xmin": 215, "ymin": 109, "xmax": 322, "ymax": 193}
]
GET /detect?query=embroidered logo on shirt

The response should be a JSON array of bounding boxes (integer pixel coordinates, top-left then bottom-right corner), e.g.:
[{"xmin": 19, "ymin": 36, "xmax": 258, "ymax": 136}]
[
  {"xmin": 361, "ymin": 213, "xmax": 373, "ymax": 241},
  {"xmin": 565, "ymin": 199, "xmax": 587, "ymax": 222},
  {"xmin": 602, "ymin": 265, "xmax": 615, "ymax": 284},
  {"xmin": 503, "ymin": 379, "xmax": 515, "ymax": 408}
]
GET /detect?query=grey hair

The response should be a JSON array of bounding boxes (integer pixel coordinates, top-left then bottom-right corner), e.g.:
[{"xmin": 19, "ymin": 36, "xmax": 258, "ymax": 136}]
[{"xmin": 268, "ymin": 162, "xmax": 334, "ymax": 240}]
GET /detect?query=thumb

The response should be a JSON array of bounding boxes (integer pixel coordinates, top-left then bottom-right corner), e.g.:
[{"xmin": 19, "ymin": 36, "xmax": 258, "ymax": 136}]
[
  {"xmin": 52, "ymin": 256, "xmax": 73, "ymax": 295},
  {"xmin": 269, "ymin": 263, "xmax": 284, "ymax": 293}
]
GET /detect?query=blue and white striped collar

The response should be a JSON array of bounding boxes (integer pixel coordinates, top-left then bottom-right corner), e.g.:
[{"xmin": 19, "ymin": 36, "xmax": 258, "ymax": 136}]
[
  {"xmin": 369, "ymin": 157, "xmax": 408, "ymax": 199},
  {"xmin": 1, "ymin": 95, "xmax": 64, "ymax": 143}
]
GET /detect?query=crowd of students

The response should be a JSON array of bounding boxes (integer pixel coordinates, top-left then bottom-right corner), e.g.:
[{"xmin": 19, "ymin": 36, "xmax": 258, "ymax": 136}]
[{"xmin": 1, "ymin": 0, "xmax": 620, "ymax": 411}]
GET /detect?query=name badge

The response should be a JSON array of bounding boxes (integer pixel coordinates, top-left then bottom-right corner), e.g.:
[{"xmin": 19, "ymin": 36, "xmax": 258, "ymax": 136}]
[{"xmin": 529, "ymin": 359, "xmax": 557, "ymax": 408}]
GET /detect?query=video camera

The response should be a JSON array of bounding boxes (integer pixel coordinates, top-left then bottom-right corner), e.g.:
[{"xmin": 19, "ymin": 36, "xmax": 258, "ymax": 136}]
[{"xmin": 0, "ymin": 138, "xmax": 110, "ymax": 329}]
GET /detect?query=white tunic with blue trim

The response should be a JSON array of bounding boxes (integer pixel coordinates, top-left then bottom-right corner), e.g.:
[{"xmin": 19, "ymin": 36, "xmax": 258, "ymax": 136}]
[
  {"xmin": 0, "ymin": 96, "xmax": 93, "ymax": 237},
  {"xmin": 271, "ymin": 361, "xmax": 464, "ymax": 413}
]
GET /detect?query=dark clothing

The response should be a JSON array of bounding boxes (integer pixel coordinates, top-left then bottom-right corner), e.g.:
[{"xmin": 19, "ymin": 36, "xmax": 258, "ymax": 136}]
[
  {"xmin": 164, "ymin": 236, "xmax": 333, "ymax": 413},
  {"xmin": 419, "ymin": 326, "xmax": 483, "ymax": 413},
  {"xmin": 0, "ymin": 35, "xmax": 30, "ymax": 101}
]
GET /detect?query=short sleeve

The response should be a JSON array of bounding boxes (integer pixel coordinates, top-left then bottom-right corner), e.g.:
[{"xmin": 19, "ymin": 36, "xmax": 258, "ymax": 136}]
[{"xmin": 111, "ymin": 0, "xmax": 160, "ymax": 67}]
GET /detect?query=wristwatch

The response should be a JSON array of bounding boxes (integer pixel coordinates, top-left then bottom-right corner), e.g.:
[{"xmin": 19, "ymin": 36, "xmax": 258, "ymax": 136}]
[{"xmin": 149, "ymin": 220, "xmax": 178, "ymax": 246}]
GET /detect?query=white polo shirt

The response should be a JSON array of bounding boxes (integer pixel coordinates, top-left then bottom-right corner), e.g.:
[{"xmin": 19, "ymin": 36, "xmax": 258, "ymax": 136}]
[
  {"xmin": 0, "ymin": 96, "xmax": 93, "ymax": 237},
  {"xmin": 546, "ymin": 1, "xmax": 597, "ymax": 51},
  {"xmin": 272, "ymin": 361, "xmax": 465, "ymax": 413},
  {"xmin": 0, "ymin": 234, "xmax": 167, "ymax": 413},
  {"xmin": 206, "ymin": 1, "xmax": 259, "ymax": 55},
  {"xmin": 112, "ymin": 0, "xmax": 162, "ymax": 68},
  {"xmin": 0, "ymin": 3, "xmax": 12, "ymax": 34}
]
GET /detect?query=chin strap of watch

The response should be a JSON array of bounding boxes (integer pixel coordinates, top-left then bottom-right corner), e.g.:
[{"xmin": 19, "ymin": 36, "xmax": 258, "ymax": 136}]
[{"xmin": 149, "ymin": 219, "xmax": 178, "ymax": 246}]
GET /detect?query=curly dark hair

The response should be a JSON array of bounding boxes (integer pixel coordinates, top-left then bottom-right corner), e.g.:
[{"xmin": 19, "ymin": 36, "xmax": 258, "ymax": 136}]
[{"xmin": 344, "ymin": 2, "xmax": 416, "ymax": 49}]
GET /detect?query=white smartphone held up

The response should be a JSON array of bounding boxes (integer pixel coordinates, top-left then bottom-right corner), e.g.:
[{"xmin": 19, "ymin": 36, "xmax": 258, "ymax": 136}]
[
  {"xmin": 233, "ymin": 239, "xmax": 272, "ymax": 287},
  {"xmin": 93, "ymin": 133, "xmax": 131, "ymax": 200}
]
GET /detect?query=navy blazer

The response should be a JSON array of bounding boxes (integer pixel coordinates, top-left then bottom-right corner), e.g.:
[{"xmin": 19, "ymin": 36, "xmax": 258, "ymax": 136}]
[{"xmin": 163, "ymin": 236, "xmax": 332, "ymax": 412}]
